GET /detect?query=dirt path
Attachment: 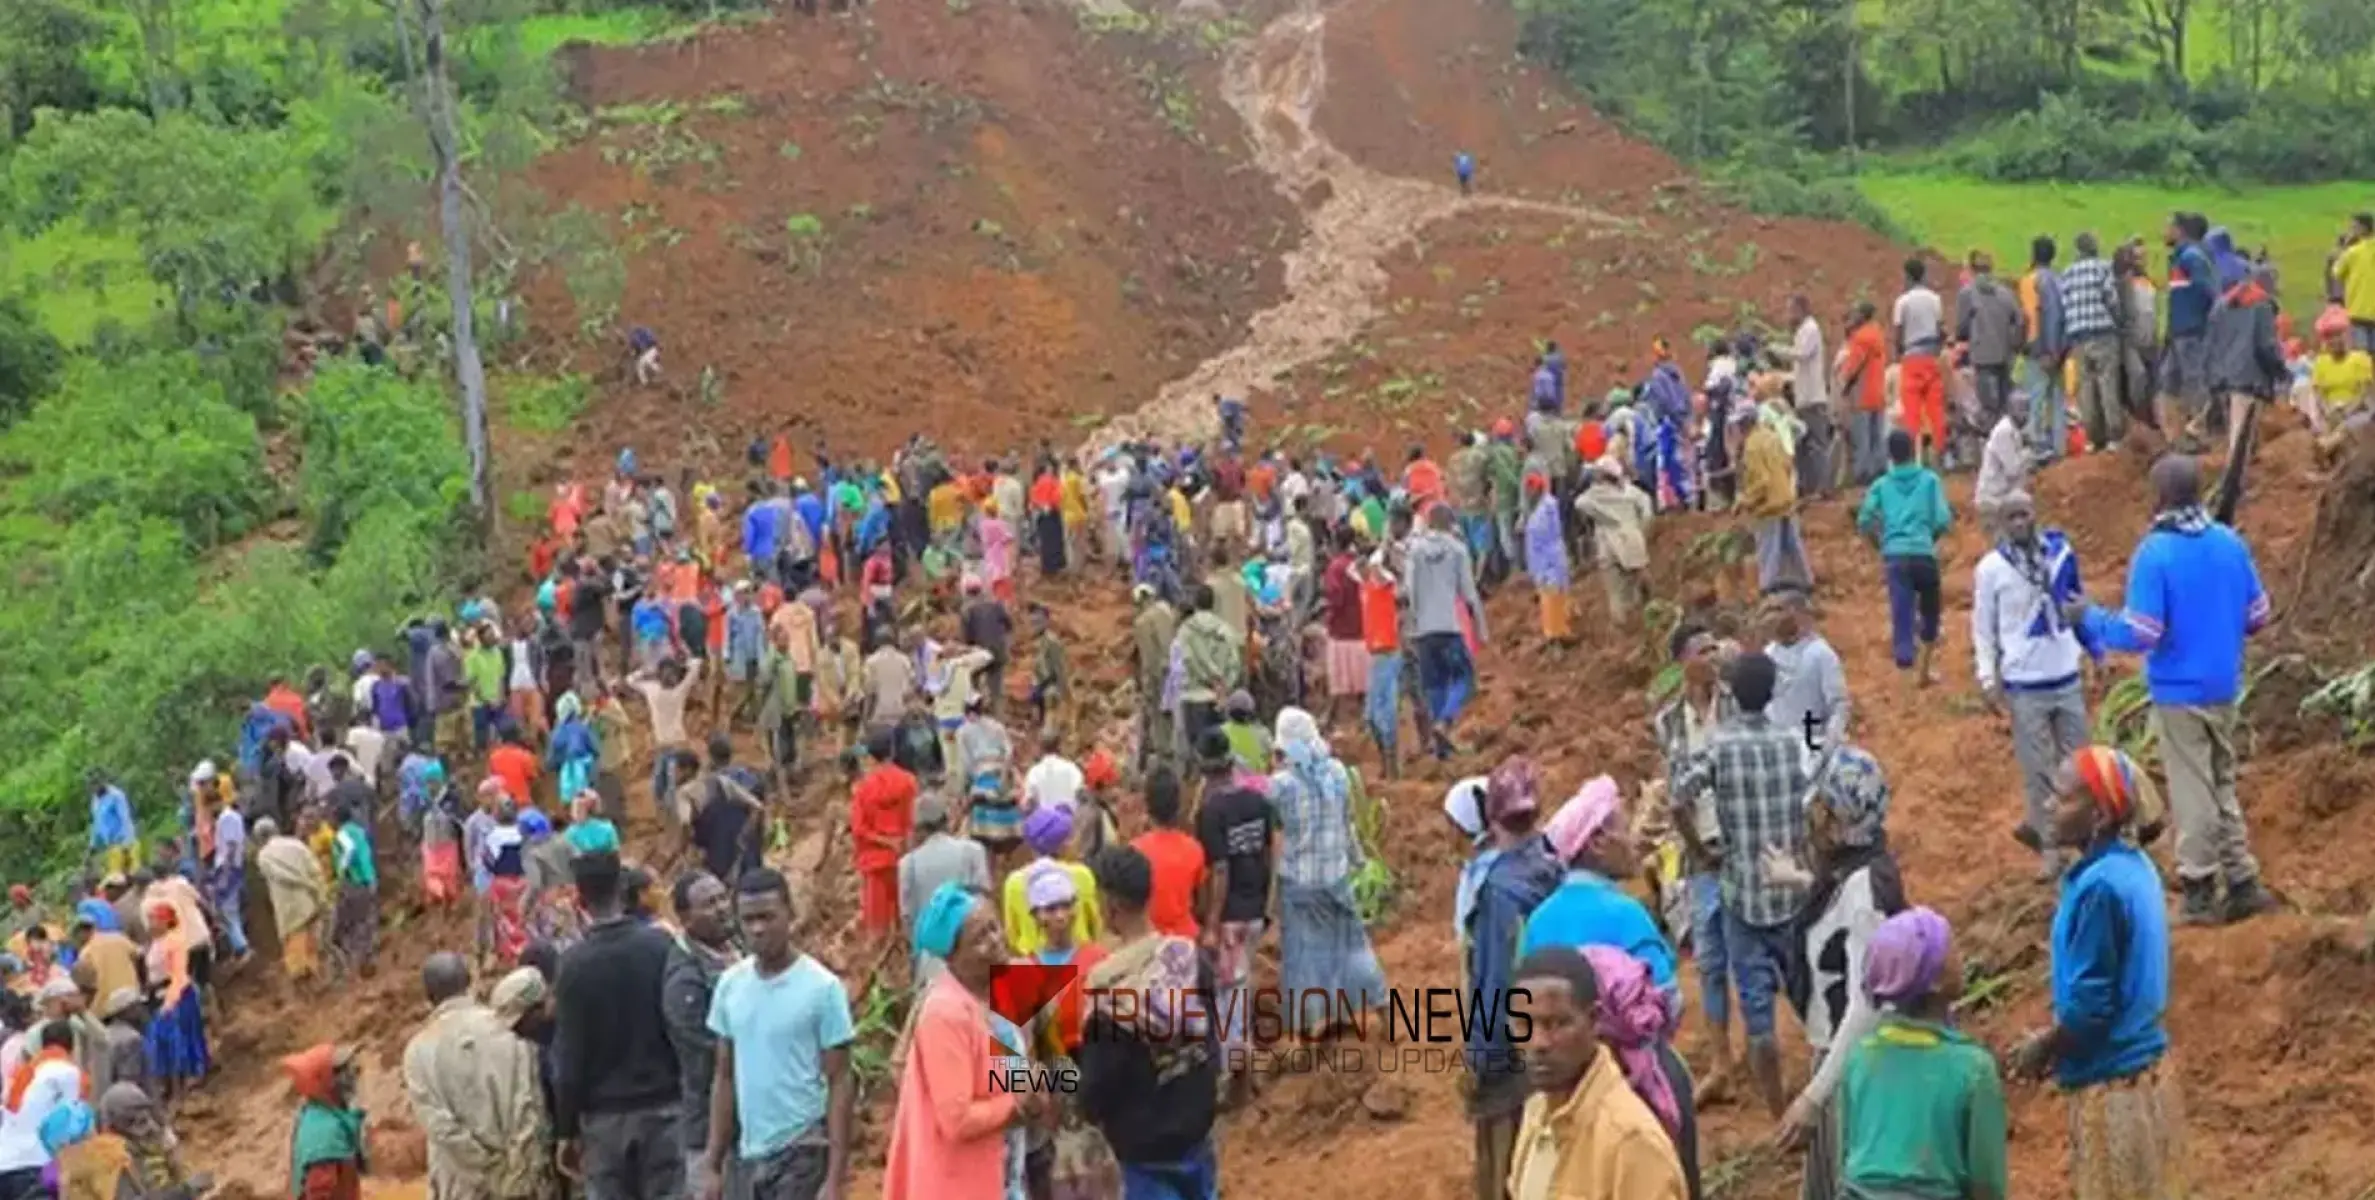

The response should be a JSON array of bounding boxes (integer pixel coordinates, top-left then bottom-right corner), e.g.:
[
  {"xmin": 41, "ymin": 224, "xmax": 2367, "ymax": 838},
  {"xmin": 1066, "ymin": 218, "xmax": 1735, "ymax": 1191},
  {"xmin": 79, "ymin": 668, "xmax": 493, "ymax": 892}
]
[{"xmin": 1084, "ymin": 0, "xmax": 1632, "ymax": 451}]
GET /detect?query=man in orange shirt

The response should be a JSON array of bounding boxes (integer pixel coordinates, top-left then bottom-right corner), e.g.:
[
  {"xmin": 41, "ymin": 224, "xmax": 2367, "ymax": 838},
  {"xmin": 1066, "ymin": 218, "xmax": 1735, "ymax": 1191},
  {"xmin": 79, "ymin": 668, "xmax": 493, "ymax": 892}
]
[
  {"xmin": 850, "ymin": 731, "xmax": 917, "ymax": 937},
  {"xmin": 486, "ymin": 726, "xmax": 540, "ymax": 807},
  {"xmin": 264, "ymin": 675, "xmax": 314, "ymax": 744},
  {"xmin": 1402, "ymin": 443, "xmax": 1445, "ymax": 513},
  {"xmin": 1838, "ymin": 300, "xmax": 1891, "ymax": 484},
  {"xmin": 1128, "ymin": 766, "xmax": 1206, "ymax": 940}
]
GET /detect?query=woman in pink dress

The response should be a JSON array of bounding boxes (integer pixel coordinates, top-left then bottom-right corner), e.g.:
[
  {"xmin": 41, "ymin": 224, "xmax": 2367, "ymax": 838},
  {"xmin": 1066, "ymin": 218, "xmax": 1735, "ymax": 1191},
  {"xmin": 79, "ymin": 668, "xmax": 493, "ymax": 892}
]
[
  {"xmin": 884, "ymin": 882, "xmax": 1047, "ymax": 1199},
  {"xmin": 979, "ymin": 501, "xmax": 1018, "ymax": 604}
]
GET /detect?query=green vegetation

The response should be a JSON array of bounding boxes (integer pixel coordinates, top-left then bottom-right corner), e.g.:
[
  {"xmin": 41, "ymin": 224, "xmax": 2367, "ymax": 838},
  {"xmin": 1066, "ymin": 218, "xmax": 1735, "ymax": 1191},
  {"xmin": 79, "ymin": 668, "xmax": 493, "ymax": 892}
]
[
  {"xmin": 1514, "ymin": 0, "xmax": 2375, "ymax": 231},
  {"xmin": 1861, "ymin": 173, "xmax": 2365, "ymax": 312},
  {"xmin": 0, "ymin": 0, "xmax": 764, "ymax": 878}
]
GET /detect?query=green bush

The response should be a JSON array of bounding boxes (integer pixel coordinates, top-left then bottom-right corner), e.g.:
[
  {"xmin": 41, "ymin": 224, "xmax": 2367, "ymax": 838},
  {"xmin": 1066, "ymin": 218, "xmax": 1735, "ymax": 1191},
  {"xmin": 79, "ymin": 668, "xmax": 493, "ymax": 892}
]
[
  {"xmin": 0, "ymin": 350, "xmax": 267, "ymax": 548},
  {"xmin": 296, "ymin": 358, "xmax": 471, "ymax": 561}
]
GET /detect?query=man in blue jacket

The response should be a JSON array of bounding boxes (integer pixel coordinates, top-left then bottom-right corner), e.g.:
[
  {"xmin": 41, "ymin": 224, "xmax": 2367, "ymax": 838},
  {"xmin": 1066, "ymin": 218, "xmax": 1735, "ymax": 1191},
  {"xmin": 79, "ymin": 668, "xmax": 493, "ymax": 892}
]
[
  {"xmin": 1462, "ymin": 756, "xmax": 1560, "ymax": 1200},
  {"xmin": 2074, "ymin": 455, "xmax": 2278, "ymax": 924}
]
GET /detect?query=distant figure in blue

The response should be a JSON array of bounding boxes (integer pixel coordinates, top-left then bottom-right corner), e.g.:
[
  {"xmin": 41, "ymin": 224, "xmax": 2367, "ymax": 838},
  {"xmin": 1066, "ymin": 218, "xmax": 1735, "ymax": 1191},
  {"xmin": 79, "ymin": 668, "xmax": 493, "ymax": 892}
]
[
  {"xmin": 1214, "ymin": 394, "xmax": 1247, "ymax": 455},
  {"xmin": 1454, "ymin": 152, "xmax": 1475, "ymax": 195},
  {"xmin": 628, "ymin": 325, "xmax": 660, "ymax": 386},
  {"xmin": 1642, "ymin": 337, "xmax": 1696, "ymax": 511}
]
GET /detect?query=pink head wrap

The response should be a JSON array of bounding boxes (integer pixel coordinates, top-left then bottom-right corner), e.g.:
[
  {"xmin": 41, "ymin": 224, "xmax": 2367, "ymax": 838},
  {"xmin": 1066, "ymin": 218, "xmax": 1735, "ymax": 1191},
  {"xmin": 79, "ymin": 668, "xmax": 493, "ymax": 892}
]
[
  {"xmin": 1863, "ymin": 907, "xmax": 1953, "ymax": 1007},
  {"xmin": 1580, "ymin": 945, "xmax": 1682, "ymax": 1141},
  {"xmin": 1542, "ymin": 776, "xmax": 1622, "ymax": 864}
]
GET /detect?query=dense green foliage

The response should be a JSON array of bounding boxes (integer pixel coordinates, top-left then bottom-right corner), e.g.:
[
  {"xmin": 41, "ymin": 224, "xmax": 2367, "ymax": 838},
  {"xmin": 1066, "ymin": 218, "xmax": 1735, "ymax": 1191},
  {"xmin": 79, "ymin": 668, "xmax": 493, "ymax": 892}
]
[
  {"xmin": 0, "ymin": 0, "xmax": 712, "ymax": 880},
  {"xmin": 1514, "ymin": 0, "xmax": 2375, "ymax": 211}
]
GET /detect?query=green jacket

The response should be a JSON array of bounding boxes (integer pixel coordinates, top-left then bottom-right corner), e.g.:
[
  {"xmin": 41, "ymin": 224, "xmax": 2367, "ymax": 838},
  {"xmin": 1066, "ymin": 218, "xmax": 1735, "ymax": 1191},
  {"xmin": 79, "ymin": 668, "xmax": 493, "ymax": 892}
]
[
  {"xmin": 1483, "ymin": 442, "xmax": 1524, "ymax": 516},
  {"xmin": 1855, "ymin": 462, "xmax": 1951, "ymax": 559},
  {"xmin": 1839, "ymin": 1017, "xmax": 2008, "ymax": 1200}
]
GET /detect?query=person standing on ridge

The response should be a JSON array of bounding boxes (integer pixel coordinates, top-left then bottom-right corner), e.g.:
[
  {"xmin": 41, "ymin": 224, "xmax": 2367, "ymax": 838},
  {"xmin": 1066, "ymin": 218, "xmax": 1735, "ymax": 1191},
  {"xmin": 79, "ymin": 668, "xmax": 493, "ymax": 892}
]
[
  {"xmin": 2073, "ymin": 455, "xmax": 2278, "ymax": 925},
  {"xmin": 1892, "ymin": 258, "xmax": 1948, "ymax": 466},
  {"xmin": 1455, "ymin": 152, "xmax": 1475, "ymax": 196}
]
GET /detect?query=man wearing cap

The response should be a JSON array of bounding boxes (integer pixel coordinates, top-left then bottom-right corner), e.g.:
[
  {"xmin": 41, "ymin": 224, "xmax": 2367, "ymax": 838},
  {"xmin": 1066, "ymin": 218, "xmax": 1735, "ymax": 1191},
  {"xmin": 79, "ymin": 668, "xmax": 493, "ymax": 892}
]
[
  {"xmin": 404, "ymin": 952, "xmax": 551, "ymax": 1200},
  {"xmin": 1575, "ymin": 456, "xmax": 1653, "ymax": 623},
  {"xmin": 1462, "ymin": 757, "xmax": 1562, "ymax": 1200},
  {"xmin": 896, "ymin": 794, "xmax": 989, "ymax": 984}
]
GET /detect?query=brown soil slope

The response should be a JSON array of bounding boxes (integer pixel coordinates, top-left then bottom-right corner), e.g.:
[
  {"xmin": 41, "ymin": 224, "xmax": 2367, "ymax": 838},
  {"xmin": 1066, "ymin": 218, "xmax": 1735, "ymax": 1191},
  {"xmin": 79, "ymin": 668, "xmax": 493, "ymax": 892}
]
[{"xmin": 176, "ymin": 0, "xmax": 2375, "ymax": 1195}]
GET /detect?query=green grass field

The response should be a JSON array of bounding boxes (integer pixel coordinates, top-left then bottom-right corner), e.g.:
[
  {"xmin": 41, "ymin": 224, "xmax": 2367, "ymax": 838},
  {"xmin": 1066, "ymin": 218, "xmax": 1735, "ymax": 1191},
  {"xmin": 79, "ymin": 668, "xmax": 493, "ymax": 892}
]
[
  {"xmin": 0, "ymin": 219, "xmax": 167, "ymax": 346},
  {"xmin": 1858, "ymin": 173, "xmax": 2373, "ymax": 313}
]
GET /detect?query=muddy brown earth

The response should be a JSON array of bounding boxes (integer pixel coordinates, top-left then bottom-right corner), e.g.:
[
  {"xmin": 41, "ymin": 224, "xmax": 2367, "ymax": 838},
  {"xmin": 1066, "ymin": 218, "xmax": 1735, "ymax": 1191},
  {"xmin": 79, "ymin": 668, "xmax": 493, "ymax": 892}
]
[{"xmin": 180, "ymin": 0, "xmax": 2375, "ymax": 1194}]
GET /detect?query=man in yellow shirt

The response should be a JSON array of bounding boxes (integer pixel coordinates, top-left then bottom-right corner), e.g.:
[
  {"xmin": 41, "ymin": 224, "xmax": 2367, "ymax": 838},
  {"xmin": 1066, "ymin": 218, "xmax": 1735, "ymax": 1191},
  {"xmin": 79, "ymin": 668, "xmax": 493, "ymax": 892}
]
[
  {"xmin": 2335, "ymin": 213, "xmax": 2375, "ymax": 351},
  {"xmin": 1506, "ymin": 946, "xmax": 1688, "ymax": 1200},
  {"xmin": 2311, "ymin": 306, "xmax": 2374, "ymax": 461}
]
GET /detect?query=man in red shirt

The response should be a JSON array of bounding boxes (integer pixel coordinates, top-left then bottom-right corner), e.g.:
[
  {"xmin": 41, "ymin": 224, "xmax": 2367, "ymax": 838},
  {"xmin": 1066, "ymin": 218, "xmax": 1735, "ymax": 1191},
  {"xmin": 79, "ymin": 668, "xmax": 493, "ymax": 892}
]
[
  {"xmin": 263, "ymin": 675, "xmax": 314, "ymax": 744},
  {"xmin": 1357, "ymin": 552, "xmax": 1405, "ymax": 778},
  {"xmin": 1128, "ymin": 766, "xmax": 1206, "ymax": 940},
  {"xmin": 1402, "ymin": 443, "xmax": 1445, "ymax": 512},
  {"xmin": 849, "ymin": 730, "xmax": 918, "ymax": 936}
]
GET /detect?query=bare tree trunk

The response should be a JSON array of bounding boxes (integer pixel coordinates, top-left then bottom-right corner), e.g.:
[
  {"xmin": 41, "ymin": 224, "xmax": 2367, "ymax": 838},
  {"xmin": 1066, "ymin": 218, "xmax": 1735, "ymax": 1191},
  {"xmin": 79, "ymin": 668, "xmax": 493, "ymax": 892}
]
[{"xmin": 414, "ymin": 0, "xmax": 494, "ymax": 536}]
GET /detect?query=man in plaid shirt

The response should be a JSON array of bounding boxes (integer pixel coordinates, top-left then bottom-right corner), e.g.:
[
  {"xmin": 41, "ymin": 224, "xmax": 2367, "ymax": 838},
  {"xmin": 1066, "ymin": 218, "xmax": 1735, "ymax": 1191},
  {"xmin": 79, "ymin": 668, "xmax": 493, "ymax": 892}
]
[
  {"xmin": 1670, "ymin": 650, "xmax": 1813, "ymax": 1121},
  {"xmin": 2062, "ymin": 232, "xmax": 2128, "ymax": 452}
]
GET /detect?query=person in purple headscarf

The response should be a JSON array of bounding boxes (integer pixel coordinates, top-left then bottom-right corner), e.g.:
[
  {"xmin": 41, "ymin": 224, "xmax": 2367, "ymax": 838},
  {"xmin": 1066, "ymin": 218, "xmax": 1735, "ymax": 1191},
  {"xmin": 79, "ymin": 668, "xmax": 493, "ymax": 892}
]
[
  {"xmin": 1833, "ymin": 908, "xmax": 2009, "ymax": 1200},
  {"xmin": 1002, "ymin": 803, "xmax": 1101, "ymax": 958},
  {"xmin": 1581, "ymin": 945, "xmax": 1701, "ymax": 1200}
]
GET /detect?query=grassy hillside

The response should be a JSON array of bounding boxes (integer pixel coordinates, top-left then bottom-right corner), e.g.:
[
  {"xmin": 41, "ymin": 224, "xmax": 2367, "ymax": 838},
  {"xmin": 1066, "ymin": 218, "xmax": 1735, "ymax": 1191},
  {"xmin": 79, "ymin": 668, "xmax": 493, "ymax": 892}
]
[{"xmin": 1860, "ymin": 172, "xmax": 2369, "ymax": 313}]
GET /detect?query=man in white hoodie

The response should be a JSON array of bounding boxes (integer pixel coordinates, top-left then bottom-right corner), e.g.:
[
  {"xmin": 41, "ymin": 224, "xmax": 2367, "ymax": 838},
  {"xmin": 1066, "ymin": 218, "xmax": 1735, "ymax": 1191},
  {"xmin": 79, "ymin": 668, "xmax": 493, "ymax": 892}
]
[{"xmin": 1972, "ymin": 490, "xmax": 2099, "ymax": 877}]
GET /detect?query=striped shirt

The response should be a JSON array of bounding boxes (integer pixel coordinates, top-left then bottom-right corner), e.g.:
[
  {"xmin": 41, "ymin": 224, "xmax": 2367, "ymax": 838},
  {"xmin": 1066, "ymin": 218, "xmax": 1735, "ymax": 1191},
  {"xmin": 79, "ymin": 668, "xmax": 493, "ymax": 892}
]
[
  {"xmin": 2061, "ymin": 256, "xmax": 2121, "ymax": 341},
  {"xmin": 1671, "ymin": 713, "xmax": 1813, "ymax": 927}
]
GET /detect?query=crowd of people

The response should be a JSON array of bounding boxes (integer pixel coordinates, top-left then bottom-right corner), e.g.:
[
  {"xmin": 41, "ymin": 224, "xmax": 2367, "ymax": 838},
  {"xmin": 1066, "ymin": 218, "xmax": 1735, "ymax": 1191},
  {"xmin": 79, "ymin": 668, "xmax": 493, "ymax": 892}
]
[{"xmin": 1, "ymin": 204, "xmax": 2361, "ymax": 1200}]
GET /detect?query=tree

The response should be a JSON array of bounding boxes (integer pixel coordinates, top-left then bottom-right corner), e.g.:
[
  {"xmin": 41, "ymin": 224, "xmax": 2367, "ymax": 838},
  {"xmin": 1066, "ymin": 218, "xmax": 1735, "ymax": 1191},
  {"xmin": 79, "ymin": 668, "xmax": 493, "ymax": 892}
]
[
  {"xmin": 0, "ymin": 0, "xmax": 103, "ymax": 137},
  {"xmin": 8, "ymin": 108, "xmax": 321, "ymax": 326},
  {"xmin": 0, "ymin": 294, "xmax": 63, "ymax": 428},
  {"xmin": 417, "ymin": 0, "xmax": 494, "ymax": 532}
]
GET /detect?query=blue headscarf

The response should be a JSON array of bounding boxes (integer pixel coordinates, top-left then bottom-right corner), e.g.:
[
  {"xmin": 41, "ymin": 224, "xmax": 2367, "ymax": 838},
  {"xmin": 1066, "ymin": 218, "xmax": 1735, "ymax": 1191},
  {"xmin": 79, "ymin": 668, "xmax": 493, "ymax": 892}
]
[
  {"xmin": 40, "ymin": 1100, "xmax": 95, "ymax": 1155},
  {"xmin": 915, "ymin": 881, "xmax": 981, "ymax": 959}
]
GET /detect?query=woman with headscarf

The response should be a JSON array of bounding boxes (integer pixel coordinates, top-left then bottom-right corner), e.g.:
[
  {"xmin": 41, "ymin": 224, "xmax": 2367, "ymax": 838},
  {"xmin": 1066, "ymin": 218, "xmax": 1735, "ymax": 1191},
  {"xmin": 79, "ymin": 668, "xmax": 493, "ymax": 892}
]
[
  {"xmin": 1580, "ymin": 946, "xmax": 1701, "ymax": 1200},
  {"xmin": 545, "ymin": 693, "xmax": 600, "ymax": 805},
  {"xmin": 479, "ymin": 799, "xmax": 532, "ymax": 966},
  {"xmin": 283, "ymin": 1044, "xmax": 367, "ymax": 1200},
  {"xmin": 1834, "ymin": 908, "xmax": 2008, "ymax": 1200},
  {"xmin": 255, "ymin": 818, "xmax": 327, "ymax": 984},
  {"xmin": 518, "ymin": 811, "xmax": 583, "ymax": 953},
  {"xmin": 2011, "ymin": 746, "xmax": 2180, "ymax": 1200},
  {"xmin": 96, "ymin": 1083, "xmax": 200, "ymax": 1200},
  {"xmin": 1774, "ymin": 746, "xmax": 1907, "ymax": 1200},
  {"xmin": 418, "ymin": 770, "xmax": 464, "ymax": 911},
  {"xmin": 1441, "ymin": 775, "xmax": 1496, "ymax": 951},
  {"xmin": 1267, "ymin": 708, "xmax": 1389, "ymax": 1036},
  {"xmin": 1000, "ymin": 807, "xmax": 1101, "ymax": 958},
  {"xmin": 138, "ymin": 904, "xmax": 206, "ymax": 1104},
  {"xmin": 884, "ymin": 883, "xmax": 1039, "ymax": 1200},
  {"xmin": 1521, "ymin": 474, "xmax": 1574, "ymax": 645},
  {"xmin": 1520, "ymin": 777, "xmax": 1676, "ymax": 986},
  {"xmin": 1020, "ymin": 867, "xmax": 1118, "ymax": 1200}
]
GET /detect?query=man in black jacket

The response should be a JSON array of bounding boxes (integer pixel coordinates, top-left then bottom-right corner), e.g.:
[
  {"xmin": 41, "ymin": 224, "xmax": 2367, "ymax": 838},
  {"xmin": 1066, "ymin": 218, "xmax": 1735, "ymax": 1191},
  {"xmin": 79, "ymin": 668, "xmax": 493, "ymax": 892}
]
[
  {"xmin": 1077, "ymin": 847, "xmax": 1221, "ymax": 1198},
  {"xmin": 659, "ymin": 870, "xmax": 739, "ymax": 1200},
  {"xmin": 553, "ymin": 850, "xmax": 683, "ymax": 1200}
]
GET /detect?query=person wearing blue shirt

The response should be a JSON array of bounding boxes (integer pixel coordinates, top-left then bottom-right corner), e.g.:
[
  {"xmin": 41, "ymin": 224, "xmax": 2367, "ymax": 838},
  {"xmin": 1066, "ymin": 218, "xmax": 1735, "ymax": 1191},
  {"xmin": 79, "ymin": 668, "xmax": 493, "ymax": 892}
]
[
  {"xmin": 701, "ymin": 867, "xmax": 855, "ymax": 1198},
  {"xmin": 1461, "ymin": 759, "xmax": 1562, "ymax": 1197},
  {"xmin": 2155, "ymin": 211, "xmax": 2218, "ymax": 447},
  {"xmin": 1453, "ymin": 151, "xmax": 1474, "ymax": 194},
  {"xmin": 1518, "ymin": 777, "xmax": 1677, "ymax": 992},
  {"xmin": 1856, "ymin": 430, "xmax": 1953, "ymax": 678},
  {"xmin": 88, "ymin": 775, "xmax": 139, "ymax": 878},
  {"xmin": 792, "ymin": 482, "xmax": 827, "ymax": 550},
  {"xmin": 2074, "ymin": 455, "xmax": 2276, "ymax": 925},
  {"xmin": 2013, "ymin": 746, "xmax": 2182, "ymax": 1200},
  {"xmin": 743, "ymin": 481, "xmax": 786, "ymax": 583}
]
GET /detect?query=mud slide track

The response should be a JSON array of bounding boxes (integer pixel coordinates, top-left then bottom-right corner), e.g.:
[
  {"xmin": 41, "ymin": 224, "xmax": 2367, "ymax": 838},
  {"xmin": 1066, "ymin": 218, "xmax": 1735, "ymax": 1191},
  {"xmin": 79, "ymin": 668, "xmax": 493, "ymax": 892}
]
[{"xmin": 1086, "ymin": 0, "xmax": 1632, "ymax": 452}]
